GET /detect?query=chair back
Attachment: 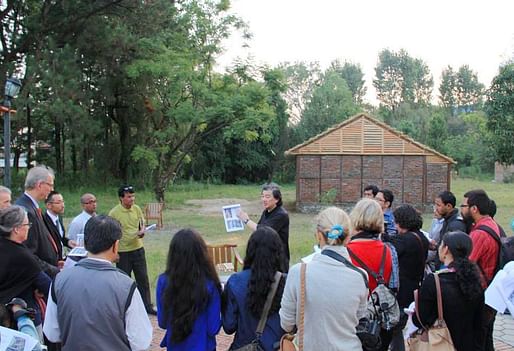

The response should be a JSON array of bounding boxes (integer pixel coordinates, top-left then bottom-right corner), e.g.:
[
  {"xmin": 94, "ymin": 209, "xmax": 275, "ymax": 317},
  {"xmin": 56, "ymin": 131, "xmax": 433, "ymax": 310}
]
[
  {"xmin": 207, "ymin": 244, "xmax": 242, "ymax": 273},
  {"xmin": 144, "ymin": 202, "xmax": 164, "ymax": 228}
]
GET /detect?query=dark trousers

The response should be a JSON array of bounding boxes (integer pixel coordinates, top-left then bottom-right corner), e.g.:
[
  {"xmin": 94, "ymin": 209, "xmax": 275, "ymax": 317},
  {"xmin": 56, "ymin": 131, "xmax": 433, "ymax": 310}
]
[
  {"xmin": 483, "ymin": 305, "xmax": 496, "ymax": 351},
  {"xmin": 117, "ymin": 247, "xmax": 152, "ymax": 309}
]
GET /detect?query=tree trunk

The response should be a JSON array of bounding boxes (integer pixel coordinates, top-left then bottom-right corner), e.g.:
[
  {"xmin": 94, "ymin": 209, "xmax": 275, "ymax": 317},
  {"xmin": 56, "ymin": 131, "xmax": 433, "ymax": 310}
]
[
  {"xmin": 26, "ymin": 104, "xmax": 32, "ymax": 168},
  {"xmin": 118, "ymin": 115, "xmax": 130, "ymax": 183},
  {"xmin": 54, "ymin": 119, "xmax": 62, "ymax": 174}
]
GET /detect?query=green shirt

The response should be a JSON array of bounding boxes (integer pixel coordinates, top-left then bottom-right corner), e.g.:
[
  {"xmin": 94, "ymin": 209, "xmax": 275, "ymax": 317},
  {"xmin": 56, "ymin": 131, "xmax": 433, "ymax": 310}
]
[{"xmin": 108, "ymin": 204, "xmax": 144, "ymax": 252}]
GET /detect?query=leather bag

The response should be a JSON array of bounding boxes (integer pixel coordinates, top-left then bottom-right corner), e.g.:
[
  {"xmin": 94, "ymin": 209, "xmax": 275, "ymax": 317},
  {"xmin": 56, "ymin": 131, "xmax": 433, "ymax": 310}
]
[
  {"xmin": 279, "ymin": 263, "xmax": 306, "ymax": 351},
  {"xmin": 232, "ymin": 271, "xmax": 283, "ymax": 351},
  {"xmin": 407, "ymin": 273, "xmax": 455, "ymax": 351}
]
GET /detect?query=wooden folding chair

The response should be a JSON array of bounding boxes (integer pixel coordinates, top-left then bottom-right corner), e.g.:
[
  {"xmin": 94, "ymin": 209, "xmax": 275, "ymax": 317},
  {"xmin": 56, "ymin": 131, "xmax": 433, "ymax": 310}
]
[
  {"xmin": 207, "ymin": 244, "xmax": 244, "ymax": 284},
  {"xmin": 144, "ymin": 202, "xmax": 164, "ymax": 229}
]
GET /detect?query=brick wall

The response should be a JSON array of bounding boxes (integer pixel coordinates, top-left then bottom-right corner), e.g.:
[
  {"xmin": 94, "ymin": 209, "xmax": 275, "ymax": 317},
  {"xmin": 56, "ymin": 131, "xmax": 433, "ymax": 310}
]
[{"xmin": 296, "ymin": 155, "xmax": 450, "ymax": 212}]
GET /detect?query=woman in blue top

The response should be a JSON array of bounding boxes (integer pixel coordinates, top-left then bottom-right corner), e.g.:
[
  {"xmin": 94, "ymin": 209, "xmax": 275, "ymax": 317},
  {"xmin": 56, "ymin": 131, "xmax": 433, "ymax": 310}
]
[
  {"xmin": 157, "ymin": 228, "xmax": 222, "ymax": 351},
  {"xmin": 222, "ymin": 226, "xmax": 287, "ymax": 351}
]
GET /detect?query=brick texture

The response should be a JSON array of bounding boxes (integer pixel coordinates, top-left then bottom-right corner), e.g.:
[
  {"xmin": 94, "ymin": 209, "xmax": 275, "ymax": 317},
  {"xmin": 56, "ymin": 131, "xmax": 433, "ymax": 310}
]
[
  {"xmin": 321, "ymin": 156, "xmax": 341, "ymax": 179},
  {"xmin": 342, "ymin": 156, "xmax": 362, "ymax": 178},
  {"xmin": 362, "ymin": 156, "xmax": 382, "ymax": 179},
  {"xmin": 297, "ymin": 156, "xmax": 320, "ymax": 178}
]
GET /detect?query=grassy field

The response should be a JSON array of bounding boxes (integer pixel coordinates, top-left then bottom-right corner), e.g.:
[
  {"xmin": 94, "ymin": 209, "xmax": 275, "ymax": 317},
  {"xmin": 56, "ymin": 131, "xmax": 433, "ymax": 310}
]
[{"xmin": 54, "ymin": 178, "xmax": 514, "ymax": 300}]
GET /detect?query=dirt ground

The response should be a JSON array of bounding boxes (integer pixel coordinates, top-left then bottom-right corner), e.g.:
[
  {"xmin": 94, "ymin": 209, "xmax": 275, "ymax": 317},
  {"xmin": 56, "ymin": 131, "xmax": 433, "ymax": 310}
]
[{"xmin": 184, "ymin": 198, "xmax": 263, "ymax": 216}]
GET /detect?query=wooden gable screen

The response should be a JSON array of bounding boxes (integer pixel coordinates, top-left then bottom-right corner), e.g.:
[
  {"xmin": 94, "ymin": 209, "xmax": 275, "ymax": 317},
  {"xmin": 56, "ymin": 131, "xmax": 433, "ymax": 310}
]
[{"xmin": 288, "ymin": 114, "xmax": 455, "ymax": 212}]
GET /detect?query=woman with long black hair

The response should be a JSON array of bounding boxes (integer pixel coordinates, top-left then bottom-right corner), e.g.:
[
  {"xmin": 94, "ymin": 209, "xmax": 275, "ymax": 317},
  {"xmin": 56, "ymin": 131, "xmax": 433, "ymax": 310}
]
[
  {"xmin": 222, "ymin": 226, "xmax": 287, "ymax": 351},
  {"xmin": 156, "ymin": 229, "xmax": 222, "ymax": 351},
  {"xmin": 413, "ymin": 231, "xmax": 484, "ymax": 351}
]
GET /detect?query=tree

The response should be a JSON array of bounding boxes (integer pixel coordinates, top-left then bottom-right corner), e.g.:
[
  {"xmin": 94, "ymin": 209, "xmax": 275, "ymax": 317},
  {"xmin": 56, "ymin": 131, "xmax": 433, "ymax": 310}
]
[
  {"xmin": 278, "ymin": 61, "xmax": 321, "ymax": 124},
  {"xmin": 328, "ymin": 60, "xmax": 367, "ymax": 104},
  {"xmin": 373, "ymin": 49, "xmax": 433, "ymax": 112},
  {"xmin": 295, "ymin": 70, "xmax": 360, "ymax": 142},
  {"xmin": 439, "ymin": 65, "xmax": 484, "ymax": 114},
  {"xmin": 485, "ymin": 63, "xmax": 514, "ymax": 165}
]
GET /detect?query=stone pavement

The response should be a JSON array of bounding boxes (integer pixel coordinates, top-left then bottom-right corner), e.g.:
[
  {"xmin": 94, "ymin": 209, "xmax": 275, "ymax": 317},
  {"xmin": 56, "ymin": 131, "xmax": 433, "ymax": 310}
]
[{"xmin": 148, "ymin": 314, "xmax": 514, "ymax": 350}]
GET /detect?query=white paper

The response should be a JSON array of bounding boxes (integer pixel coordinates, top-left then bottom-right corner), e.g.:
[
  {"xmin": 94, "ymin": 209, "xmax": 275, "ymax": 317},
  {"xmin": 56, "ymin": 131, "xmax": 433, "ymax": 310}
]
[
  {"xmin": 144, "ymin": 224, "xmax": 157, "ymax": 231},
  {"xmin": 485, "ymin": 261, "xmax": 514, "ymax": 316},
  {"xmin": 222, "ymin": 204, "xmax": 244, "ymax": 232},
  {"xmin": 67, "ymin": 247, "xmax": 88, "ymax": 257},
  {"xmin": 0, "ymin": 326, "xmax": 39, "ymax": 351}
]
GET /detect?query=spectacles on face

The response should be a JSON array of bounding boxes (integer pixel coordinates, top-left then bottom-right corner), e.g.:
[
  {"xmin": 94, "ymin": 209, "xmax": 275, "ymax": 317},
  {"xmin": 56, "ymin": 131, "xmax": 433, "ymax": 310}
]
[
  {"xmin": 42, "ymin": 181, "xmax": 54, "ymax": 187},
  {"xmin": 83, "ymin": 200, "xmax": 97, "ymax": 205},
  {"xmin": 20, "ymin": 222, "xmax": 32, "ymax": 228},
  {"xmin": 122, "ymin": 186, "xmax": 134, "ymax": 192}
]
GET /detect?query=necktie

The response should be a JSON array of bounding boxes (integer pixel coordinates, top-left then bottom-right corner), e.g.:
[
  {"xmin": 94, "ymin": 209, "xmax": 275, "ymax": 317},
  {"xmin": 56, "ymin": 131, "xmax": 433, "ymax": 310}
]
[{"xmin": 36, "ymin": 207, "xmax": 42, "ymax": 219}]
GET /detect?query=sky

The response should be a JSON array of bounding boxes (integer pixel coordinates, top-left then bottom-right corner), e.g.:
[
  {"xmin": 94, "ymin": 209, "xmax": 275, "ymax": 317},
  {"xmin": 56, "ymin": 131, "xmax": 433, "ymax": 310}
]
[{"xmin": 217, "ymin": 0, "xmax": 514, "ymax": 105}]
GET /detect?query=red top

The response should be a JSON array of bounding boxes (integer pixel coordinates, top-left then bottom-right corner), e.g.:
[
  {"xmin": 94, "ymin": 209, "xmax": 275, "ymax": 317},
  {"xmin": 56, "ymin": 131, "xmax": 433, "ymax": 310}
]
[
  {"xmin": 469, "ymin": 216, "xmax": 500, "ymax": 287},
  {"xmin": 347, "ymin": 240, "xmax": 393, "ymax": 292}
]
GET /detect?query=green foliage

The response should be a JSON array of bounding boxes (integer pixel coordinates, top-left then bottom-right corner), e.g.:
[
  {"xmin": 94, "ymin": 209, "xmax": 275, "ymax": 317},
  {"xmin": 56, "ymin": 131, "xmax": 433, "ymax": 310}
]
[
  {"xmin": 294, "ymin": 70, "xmax": 360, "ymax": 142},
  {"xmin": 439, "ymin": 65, "xmax": 485, "ymax": 113},
  {"xmin": 373, "ymin": 49, "xmax": 433, "ymax": 112},
  {"xmin": 486, "ymin": 63, "xmax": 514, "ymax": 165},
  {"xmin": 320, "ymin": 188, "xmax": 338, "ymax": 205},
  {"xmin": 328, "ymin": 60, "xmax": 367, "ymax": 104}
]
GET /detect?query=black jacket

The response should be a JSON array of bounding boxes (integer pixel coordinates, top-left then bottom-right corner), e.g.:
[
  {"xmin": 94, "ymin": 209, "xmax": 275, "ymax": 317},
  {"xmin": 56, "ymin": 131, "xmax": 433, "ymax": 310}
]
[
  {"xmin": 440, "ymin": 208, "xmax": 466, "ymax": 237},
  {"xmin": 413, "ymin": 271, "xmax": 484, "ymax": 351},
  {"xmin": 15, "ymin": 194, "xmax": 60, "ymax": 277},
  {"xmin": 43, "ymin": 211, "xmax": 71, "ymax": 260}
]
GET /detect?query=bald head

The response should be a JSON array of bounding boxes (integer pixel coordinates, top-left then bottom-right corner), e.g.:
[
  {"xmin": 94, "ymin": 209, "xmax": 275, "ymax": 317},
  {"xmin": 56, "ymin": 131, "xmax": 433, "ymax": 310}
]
[{"xmin": 80, "ymin": 193, "xmax": 97, "ymax": 215}]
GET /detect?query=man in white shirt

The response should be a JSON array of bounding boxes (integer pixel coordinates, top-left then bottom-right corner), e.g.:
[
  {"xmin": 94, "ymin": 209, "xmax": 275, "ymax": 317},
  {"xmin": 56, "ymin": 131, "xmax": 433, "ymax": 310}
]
[
  {"xmin": 67, "ymin": 193, "xmax": 97, "ymax": 242},
  {"xmin": 43, "ymin": 215, "xmax": 152, "ymax": 350}
]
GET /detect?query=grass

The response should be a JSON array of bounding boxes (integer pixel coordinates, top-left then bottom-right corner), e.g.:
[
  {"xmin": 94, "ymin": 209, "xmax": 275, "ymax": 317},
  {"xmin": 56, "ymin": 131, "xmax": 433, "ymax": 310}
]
[{"xmin": 51, "ymin": 178, "xmax": 514, "ymax": 301}]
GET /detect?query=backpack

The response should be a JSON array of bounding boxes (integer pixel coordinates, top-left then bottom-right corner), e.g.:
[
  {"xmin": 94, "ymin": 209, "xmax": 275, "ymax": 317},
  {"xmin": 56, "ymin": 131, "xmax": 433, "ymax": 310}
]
[
  {"xmin": 348, "ymin": 246, "xmax": 400, "ymax": 331},
  {"xmin": 476, "ymin": 224, "xmax": 514, "ymax": 273}
]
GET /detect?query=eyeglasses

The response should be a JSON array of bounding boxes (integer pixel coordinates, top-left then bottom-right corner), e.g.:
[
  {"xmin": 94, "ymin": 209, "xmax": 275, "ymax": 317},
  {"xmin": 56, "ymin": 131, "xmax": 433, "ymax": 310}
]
[
  {"xmin": 42, "ymin": 181, "xmax": 54, "ymax": 187},
  {"xmin": 83, "ymin": 200, "xmax": 97, "ymax": 204},
  {"xmin": 122, "ymin": 186, "xmax": 134, "ymax": 191},
  {"xmin": 20, "ymin": 222, "xmax": 32, "ymax": 228}
]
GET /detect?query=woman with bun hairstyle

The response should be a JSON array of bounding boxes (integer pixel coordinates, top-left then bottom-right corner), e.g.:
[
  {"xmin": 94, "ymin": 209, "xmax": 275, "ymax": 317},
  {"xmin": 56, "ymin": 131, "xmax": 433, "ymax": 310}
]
[
  {"xmin": 280, "ymin": 207, "xmax": 368, "ymax": 350},
  {"xmin": 413, "ymin": 231, "xmax": 484, "ymax": 351}
]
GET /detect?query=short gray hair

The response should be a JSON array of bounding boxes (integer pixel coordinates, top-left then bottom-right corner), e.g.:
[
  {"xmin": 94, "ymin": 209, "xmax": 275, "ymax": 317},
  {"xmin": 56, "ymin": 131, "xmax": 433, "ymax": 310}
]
[
  {"xmin": 350, "ymin": 198, "xmax": 384, "ymax": 234},
  {"xmin": 0, "ymin": 205, "xmax": 26, "ymax": 238},
  {"xmin": 80, "ymin": 193, "xmax": 96, "ymax": 204},
  {"xmin": 24, "ymin": 166, "xmax": 54, "ymax": 190},
  {"xmin": 0, "ymin": 186, "xmax": 11, "ymax": 195}
]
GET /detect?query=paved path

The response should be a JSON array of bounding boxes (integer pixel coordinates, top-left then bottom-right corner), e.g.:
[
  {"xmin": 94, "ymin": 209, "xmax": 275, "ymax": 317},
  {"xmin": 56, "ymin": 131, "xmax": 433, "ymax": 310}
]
[{"xmin": 148, "ymin": 313, "xmax": 514, "ymax": 350}]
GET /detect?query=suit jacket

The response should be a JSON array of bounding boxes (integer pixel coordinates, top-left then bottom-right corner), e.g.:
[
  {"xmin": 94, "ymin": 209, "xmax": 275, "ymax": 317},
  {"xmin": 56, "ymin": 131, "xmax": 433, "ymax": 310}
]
[
  {"xmin": 15, "ymin": 194, "xmax": 60, "ymax": 277},
  {"xmin": 43, "ymin": 211, "xmax": 70, "ymax": 260}
]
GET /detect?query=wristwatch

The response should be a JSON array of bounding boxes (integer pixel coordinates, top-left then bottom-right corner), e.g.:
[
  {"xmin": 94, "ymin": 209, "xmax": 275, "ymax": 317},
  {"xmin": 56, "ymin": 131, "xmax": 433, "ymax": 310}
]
[{"xmin": 243, "ymin": 218, "xmax": 249, "ymax": 224}]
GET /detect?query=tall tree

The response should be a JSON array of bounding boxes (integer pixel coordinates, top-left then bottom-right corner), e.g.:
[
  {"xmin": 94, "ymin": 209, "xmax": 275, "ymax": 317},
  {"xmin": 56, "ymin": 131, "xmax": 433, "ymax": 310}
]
[
  {"xmin": 373, "ymin": 49, "xmax": 433, "ymax": 111},
  {"xmin": 295, "ymin": 70, "xmax": 360, "ymax": 142},
  {"xmin": 439, "ymin": 65, "xmax": 484, "ymax": 114},
  {"xmin": 485, "ymin": 63, "xmax": 514, "ymax": 165},
  {"xmin": 278, "ymin": 61, "xmax": 321, "ymax": 124},
  {"xmin": 328, "ymin": 60, "xmax": 367, "ymax": 104}
]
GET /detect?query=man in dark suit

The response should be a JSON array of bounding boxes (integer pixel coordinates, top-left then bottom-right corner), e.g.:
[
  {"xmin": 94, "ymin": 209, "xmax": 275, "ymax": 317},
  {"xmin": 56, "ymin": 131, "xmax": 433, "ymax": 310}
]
[
  {"xmin": 15, "ymin": 165, "xmax": 60, "ymax": 278},
  {"xmin": 43, "ymin": 191, "xmax": 76, "ymax": 260}
]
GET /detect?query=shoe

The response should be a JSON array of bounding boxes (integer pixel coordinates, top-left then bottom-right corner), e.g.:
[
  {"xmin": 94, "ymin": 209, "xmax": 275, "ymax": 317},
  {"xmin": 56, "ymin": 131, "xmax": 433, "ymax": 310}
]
[{"xmin": 146, "ymin": 306, "xmax": 157, "ymax": 315}]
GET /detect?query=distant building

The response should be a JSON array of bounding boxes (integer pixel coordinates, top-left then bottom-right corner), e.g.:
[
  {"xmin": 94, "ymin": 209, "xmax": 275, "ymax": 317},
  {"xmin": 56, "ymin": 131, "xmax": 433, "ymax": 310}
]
[
  {"xmin": 285, "ymin": 113, "xmax": 456, "ymax": 212},
  {"xmin": 495, "ymin": 162, "xmax": 514, "ymax": 183}
]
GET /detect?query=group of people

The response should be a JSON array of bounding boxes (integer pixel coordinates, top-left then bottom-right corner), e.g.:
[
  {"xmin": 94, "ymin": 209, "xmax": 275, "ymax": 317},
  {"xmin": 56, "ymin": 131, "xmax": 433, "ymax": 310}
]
[
  {"xmin": 0, "ymin": 165, "xmax": 157, "ymax": 350},
  {"xmin": 0, "ymin": 170, "xmax": 509, "ymax": 351}
]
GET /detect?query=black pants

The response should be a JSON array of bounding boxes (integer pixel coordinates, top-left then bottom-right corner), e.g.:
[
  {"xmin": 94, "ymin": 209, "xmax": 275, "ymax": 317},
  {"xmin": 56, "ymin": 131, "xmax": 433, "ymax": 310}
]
[
  {"xmin": 117, "ymin": 247, "xmax": 152, "ymax": 309},
  {"xmin": 483, "ymin": 305, "xmax": 496, "ymax": 351}
]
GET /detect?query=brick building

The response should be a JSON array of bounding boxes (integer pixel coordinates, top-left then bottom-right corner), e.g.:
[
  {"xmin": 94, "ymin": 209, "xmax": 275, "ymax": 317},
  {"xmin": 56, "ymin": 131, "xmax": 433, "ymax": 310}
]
[{"xmin": 285, "ymin": 113, "xmax": 456, "ymax": 212}]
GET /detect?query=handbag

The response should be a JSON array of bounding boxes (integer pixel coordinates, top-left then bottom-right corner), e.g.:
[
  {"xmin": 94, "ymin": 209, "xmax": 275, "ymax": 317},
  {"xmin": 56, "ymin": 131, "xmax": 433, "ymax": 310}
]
[
  {"xmin": 232, "ymin": 271, "xmax": 283, "ymax": 351},
  {"xmin": 322, "ymin": 249, "xmax": 381, "ymax": 351},
  {"xmin": 279, "ymin": 263, "xmax": 306, "ymax": 351},
  {"xmin": 407, "ymin": 273, "xmax": 455, "ymax": 351}
]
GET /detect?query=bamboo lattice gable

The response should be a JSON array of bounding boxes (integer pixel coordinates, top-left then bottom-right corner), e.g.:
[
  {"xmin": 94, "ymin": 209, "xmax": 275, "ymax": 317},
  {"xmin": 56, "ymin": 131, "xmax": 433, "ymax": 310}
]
[{"xmin": 285, "ymin": 113, "xmax": 456, "ymax": 164}]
